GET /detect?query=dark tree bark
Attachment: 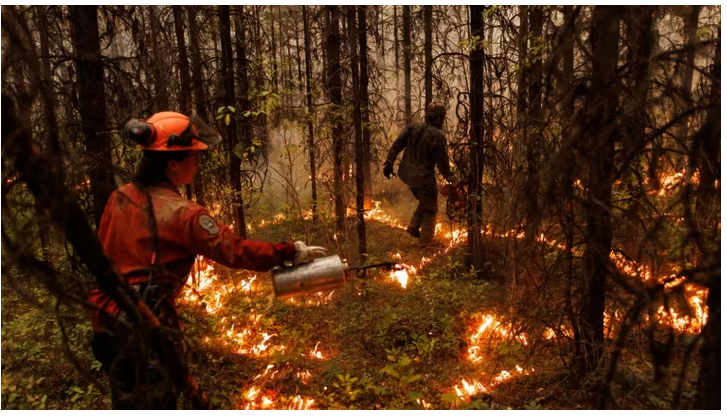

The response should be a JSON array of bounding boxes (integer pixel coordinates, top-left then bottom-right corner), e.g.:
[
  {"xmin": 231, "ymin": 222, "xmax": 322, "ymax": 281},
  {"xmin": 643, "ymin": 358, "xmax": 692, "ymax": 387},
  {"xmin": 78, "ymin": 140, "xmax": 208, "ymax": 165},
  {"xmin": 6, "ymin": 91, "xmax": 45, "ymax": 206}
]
[
  {"xmin": 218, "ymin": 5, "xmax": 246, "ymax": 238},
  {"xmin": 235, "ymin": 6, "xmax": 252, "ymax": 153},
  {"xmin": 678, "ymin": 6, "xmax": 702, "ymax": 142},
  {"xmin": 149, "ymin": 6, "xmax": 169, "ymax": 111},
  {"xmin": 559, "ymin": 4, "xmax": 579, "ymax": 349},
  {"xmin": 359, "ymin": 5, "xmax": 372, "ymax": 211},
  {"xmin": 187, "ymin": 6, "xmax": 206, "ymax": 207},
  {"xmin": 33, "ymin": 5, "xmax": 56, "ymax": 264},
  {"xmin": 69, "ymin": 5, "xmax": 115, "ymax": 227},
  {"xmin": 173, "ymin": 6, "xmax": 192, "ymax": 112},
  {"xmin": 326, "ymin": 6, "xmax": 345, "ymax": 232},
  {"xmin": 252, "ymin": 5, "xmax": 270, "ymax": 157},
  {"xmin": 294, "ymin": 10, "xmax": 303, "ymax": 94},
  {"xmin": 270, "ymin": 6, "xmax": 278, "ymax": 92},
  {"xmin": 467, "ymin": 5, "xmax": 485, "ymax": 272},
  {"xmin": 695, "ymin": 33, "xmax": 720, "ymax": 409},
  {"xmin": 424, "ymin": 5, "xmax": 433, "ymax": 106},
  {"xmin": 622, "ymin": 6, "xmax": 655, "ymax": 260},
  {"xmin": 524, "ymin": 6, "xmax": 544, "ymax": 248},
  {"xmin": 577, "ymin": 5, "xmax": 621, "ymax": 374},
  {"xmin": 515, "ymin": 5, "xmax": 529, "ymax": 175},
  {"xmin": 173, "ymin": 5, "xmax": 193, "ymax": 200},
  {"xmin": 348, "ymin": 6, "xmax": 367, "ymax": 260},
  {"xmin": 302, "ymin": 6, "xmax": 318, "ymax": 220},
  {"xmin": 403, "ymin": 5, "xmax": 411, "ymax": 124},
  {"xmin": 394, "ymin": 6, "xmax": 399, "ymax": 78}
]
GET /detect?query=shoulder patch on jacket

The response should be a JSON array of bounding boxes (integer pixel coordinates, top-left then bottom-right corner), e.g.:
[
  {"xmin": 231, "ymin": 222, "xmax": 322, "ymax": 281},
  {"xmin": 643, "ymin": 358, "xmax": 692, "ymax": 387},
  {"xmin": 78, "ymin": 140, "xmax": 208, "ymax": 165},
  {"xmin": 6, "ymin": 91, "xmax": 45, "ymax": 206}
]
[{"xmin": 198, "ymin": 214, "xmax": 220, "ymax": 235}]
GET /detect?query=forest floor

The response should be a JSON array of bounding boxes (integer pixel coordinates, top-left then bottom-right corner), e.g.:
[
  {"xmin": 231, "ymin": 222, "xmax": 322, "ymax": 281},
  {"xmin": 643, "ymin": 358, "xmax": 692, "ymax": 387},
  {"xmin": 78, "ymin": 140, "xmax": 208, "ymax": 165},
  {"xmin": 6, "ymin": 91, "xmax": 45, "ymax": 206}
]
[{"xmin": 1, "ymin": 202, "xmax": 693, "ymax": 410}]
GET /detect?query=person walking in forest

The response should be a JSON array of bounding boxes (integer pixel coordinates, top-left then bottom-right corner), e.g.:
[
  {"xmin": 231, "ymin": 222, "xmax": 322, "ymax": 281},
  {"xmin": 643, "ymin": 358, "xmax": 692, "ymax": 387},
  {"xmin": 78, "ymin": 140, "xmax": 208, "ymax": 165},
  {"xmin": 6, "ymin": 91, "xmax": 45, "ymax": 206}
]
[
  {"xmin": 383, "ymin": 102, "xmax": 452, "ymax": 247},
  {"xmin": 88, "ymin": 110, "xmax": 326, "ymax": 409}
]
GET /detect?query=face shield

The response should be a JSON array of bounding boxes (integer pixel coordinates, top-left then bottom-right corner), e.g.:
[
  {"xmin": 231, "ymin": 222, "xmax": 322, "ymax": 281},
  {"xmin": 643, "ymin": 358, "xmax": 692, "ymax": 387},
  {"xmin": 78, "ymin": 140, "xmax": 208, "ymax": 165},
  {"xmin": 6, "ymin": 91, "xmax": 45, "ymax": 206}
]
[{"xmin": 184, "ymin": 110, "xmax": 222, "ymax": 147}]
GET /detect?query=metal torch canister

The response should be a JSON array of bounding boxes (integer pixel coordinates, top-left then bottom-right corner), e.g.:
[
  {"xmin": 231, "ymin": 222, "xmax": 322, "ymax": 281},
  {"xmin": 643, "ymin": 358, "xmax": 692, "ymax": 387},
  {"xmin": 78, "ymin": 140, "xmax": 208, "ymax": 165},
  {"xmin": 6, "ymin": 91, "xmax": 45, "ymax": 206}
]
[{"xmin": 272, "ymin": 255, "xmax": 349, "ymax": 299}]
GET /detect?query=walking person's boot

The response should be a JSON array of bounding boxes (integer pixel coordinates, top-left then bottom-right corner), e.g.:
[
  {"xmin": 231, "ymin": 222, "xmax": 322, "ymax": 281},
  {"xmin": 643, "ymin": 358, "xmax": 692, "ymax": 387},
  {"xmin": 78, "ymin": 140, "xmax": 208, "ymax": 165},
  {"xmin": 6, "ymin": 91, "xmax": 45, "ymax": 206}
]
[
  {"xmin": 406, "ymin": 206, "xmax": 423, "ymax": 238},
  {"xmin": 418, "ymin": 211, "xmax": 443, "ymax": 248}
]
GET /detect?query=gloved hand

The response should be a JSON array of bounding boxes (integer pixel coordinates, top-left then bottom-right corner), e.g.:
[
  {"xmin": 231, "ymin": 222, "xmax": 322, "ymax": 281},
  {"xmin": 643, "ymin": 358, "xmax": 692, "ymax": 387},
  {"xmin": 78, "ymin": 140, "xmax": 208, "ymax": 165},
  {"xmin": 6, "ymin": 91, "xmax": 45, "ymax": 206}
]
[
  {"xmin": 294, "ymin": 241, "xmax": 327, "ymax": 264},
  {"xmin": 383, "ymin": 164, "xmax": 394, "ymax": 179}
]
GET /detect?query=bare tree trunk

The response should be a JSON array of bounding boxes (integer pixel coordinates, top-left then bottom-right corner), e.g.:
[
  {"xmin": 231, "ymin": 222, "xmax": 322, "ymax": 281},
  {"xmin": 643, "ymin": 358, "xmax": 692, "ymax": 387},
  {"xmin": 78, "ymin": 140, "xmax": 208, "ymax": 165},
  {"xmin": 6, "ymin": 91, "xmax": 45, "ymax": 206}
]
[
  {"xmin": 695, "ymin": 34, "xmax": 720, "ymax": 409},
  {"xmin": 187, "ymin": 6, "xmax": 206, "ymax": 207},
  {"xmin": 326, "ymin": 6, "xmax": 345, "ymax": 232},
  {"xmin": 149, "ymin": 5, "xmax": 169, "ymax": 111},
  {"xmin": 270, "ymin": 6, "xmax": 278, "ymax": 92},
  {"xmin": 33, "ymin": 5, "xmax": 56, "ymax": 264},
  {"xmin": 515, "ymin": 5, "xmax": 529, "ymax": 184},
  {"xmin": 69, "ymin": 5, "xmax": 115, "ymax": 227},
  {"xmin": 394, "ymin": 6, "xmax": 399, "ymax": 79},
  {"xmin": 235, "ymin": 6, "xmax": 252, "ymax": 154},
  {"xmin": 424, "ymin": 5, "xmax": 433, "ymax": 106},
  {"xmin": 524, "ymin": 6, "xmax": 543, "ymax": 248},
  {"xmin": 403, "ymin": 5, "xmax": 411, "ymax": 124},
  {"xmin": 173, "ymin": 5, "xmax": 194, "ymax": 200},
  {"xmin": 348, "ymin": 6, "xmax": 367, "ymax": 260},
  {"xmin": 678, "ymin": 6, "xmax": 702, "ymax": 143},
  {"xmin": 359, "ymin": 5, "xmax": 372, "ymax": 211},
  {"xmin": 467, "ymin": 5, "xmax": 485, "ymax": 272},
  {"xmin": 559, "ymin": 4, "xmax": 579, "ymax": 354},
  {"xmin": 294, "ymin": 10, "xmax": 303, "ymax": 94},
  {"xmin": 347, "ymin": 6, "xmax": 367, "ymax": 260},
  {"xmin": 622, "ymin": 6, "xmax": 655, "ymax": 260},
  {"xmin": 218, "ymin": 5, "xmax": 246, "ymax": 237},
  {"xmin": 303, "ymin": 6, "xmax": 318, "ymax": 220},
  {"xmin": 577, "ymin": 5, "xmax": 621, "ymax": 375}
]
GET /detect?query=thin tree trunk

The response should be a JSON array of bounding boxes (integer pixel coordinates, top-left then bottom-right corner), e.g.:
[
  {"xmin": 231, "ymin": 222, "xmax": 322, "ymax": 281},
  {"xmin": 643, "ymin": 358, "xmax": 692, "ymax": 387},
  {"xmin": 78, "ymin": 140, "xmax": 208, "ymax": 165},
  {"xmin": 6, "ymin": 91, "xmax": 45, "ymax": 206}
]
[
  {"xmin": 424, "ymin": 5, "xmax": 433, "ymax": 106},
  {"xmin": 303, "ymin": 6, "xmax": 318, "ymax": 220},
  {"xmin": 235, "ymin": 6, "xmax": 252, "ymax": 153},
  {"xmin": 359, "ymin": 5, "xmax": 372, "ymax": 211},
  {"xmin": 271, "ymin": 6, "xmax": 278, "ymax": 92},
  {"xmin": 560, "ymin": 4, "xmax": 579, "ymax": 352},
  {"xmin": 294, "ymin": 10, "xmax": 303, "ymax": 94},
  {"xmin": 403, "ymin": 5, "xmax": 411, "ymax": 124},
  {"xmin": 394, "ymin": 6, "xmax": 399, "ymax": 79},
  {"xmin": 678, "ymin": 6, "xmax": 702, "ymax": 143},
  {"xmin": 695, "ymin": 29, "xmax": 720, "ymax": 410},
  {"xmin": 524, "ymin": 6, "xmax": 543, "ymax": 247},
  {"xmin": 467, "ymin": 5, "xmax": 485, "ymax": 272},
  {"xmin": 577, "ymin": 5, "xmax": 621, "ymax": 375},
  {"xmin": 348, "ymin": 6, "xmax": 367, "ymax": 260},
  {"xmin": 187, "ymin": 6, "xmax": 206, "ymax": 207},
  {"xmin": 173, "ymin": 5, "xmax": 193, "ymax": 200},
  {"xmin": 149, "ymin": 5, "xmax": 169, "ymax": 111},
  {"xmin": 69, "ymin": 5, "xmax": 115, "ymax": 227},
  {"xmin": 33, "ymin": 5, "xmax": 56, "ymax": 264},
  {"xmin": 326, "ymin": 6, "xmax": 345, "ymax": 233},
  {"xmin": 218, "ymin": 5, "xmax": 246, "ymax": 237},
  {"xmin": 515, "ymin": 6, "xmax": 529, "ymax": 181}
]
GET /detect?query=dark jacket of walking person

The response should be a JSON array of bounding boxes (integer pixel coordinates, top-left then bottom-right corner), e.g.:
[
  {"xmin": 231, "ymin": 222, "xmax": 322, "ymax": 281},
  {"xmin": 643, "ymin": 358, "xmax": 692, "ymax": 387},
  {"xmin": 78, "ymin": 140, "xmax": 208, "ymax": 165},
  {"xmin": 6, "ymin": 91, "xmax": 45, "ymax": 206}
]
[{"xmin": 383, "ymin": 102, "xmax": 452, "ymax": 246}]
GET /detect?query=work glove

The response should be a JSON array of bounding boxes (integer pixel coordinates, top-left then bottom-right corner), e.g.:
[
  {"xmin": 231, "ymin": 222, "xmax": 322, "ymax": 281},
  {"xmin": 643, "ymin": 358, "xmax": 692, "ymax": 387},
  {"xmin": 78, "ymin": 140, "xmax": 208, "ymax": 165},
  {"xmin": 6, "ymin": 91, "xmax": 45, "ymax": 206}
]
[
  {"xmin": 294, "ymin": 241, "xmax": 327, "ymax": 265},
  {"xmin": 383, "ymin": 164, "xmax": 394, "ymax": 179}
]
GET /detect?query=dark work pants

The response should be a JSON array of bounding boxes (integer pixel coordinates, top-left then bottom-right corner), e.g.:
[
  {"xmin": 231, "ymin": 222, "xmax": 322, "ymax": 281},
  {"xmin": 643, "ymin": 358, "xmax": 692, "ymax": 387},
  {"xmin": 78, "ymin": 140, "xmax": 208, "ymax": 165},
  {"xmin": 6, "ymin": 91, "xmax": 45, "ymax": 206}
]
[
  {"xmin": 409, "ymin": 185, "xmax": 438, "ymax": 243},
  {"xmin": 91, "ymin": 301, "xmax": 187, "ymax": 409}
]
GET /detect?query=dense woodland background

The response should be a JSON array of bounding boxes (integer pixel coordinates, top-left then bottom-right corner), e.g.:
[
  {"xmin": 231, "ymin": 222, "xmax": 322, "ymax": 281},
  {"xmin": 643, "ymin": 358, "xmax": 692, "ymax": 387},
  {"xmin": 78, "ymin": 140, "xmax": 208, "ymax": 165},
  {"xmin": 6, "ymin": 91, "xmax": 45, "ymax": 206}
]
[{"xmin": 1, "ymin": 5, "xmax": 721, "ymax": 410}]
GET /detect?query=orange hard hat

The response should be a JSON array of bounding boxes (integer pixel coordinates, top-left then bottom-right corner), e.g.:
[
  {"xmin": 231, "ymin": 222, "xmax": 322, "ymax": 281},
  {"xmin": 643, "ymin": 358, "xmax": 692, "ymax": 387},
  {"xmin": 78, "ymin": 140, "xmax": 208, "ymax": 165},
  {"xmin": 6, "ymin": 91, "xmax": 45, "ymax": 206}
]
[{"xmin": 124, "ymin": 110, "xmax": 221, "ymax": 151}]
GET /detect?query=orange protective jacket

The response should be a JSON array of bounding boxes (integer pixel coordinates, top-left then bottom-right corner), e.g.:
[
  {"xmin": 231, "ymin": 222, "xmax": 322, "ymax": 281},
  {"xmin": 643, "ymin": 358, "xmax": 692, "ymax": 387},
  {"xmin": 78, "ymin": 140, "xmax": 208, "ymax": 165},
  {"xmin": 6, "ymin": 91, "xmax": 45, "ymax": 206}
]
[{"xmin": 89, "ymin": 182, "xmax": 296, "ymax": 332}]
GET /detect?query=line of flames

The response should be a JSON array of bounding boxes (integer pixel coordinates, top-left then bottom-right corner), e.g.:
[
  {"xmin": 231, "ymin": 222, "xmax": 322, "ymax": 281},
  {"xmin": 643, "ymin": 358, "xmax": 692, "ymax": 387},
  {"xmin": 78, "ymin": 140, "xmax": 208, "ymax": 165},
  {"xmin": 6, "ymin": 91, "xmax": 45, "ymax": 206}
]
[{"xmin": 179, "ymin": 196, "xmax": 708, "ymax": 408}]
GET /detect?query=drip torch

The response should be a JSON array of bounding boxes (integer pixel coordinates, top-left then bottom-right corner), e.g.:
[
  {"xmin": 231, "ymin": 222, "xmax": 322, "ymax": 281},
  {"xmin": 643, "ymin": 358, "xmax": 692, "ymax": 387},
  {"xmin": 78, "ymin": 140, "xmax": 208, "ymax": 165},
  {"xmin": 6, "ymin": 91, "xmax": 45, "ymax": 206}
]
[{"xmin": 271, "ymin": 255, "xmax": 404, "ymax": 299}]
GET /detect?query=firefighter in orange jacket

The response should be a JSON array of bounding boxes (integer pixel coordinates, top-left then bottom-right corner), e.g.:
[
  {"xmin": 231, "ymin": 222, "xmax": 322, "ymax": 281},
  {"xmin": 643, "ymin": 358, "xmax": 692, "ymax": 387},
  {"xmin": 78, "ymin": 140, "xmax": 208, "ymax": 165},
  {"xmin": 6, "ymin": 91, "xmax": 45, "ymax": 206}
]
[{"xmin": 89, "ymin": 111, "xmax": 325, "ymax": 409}]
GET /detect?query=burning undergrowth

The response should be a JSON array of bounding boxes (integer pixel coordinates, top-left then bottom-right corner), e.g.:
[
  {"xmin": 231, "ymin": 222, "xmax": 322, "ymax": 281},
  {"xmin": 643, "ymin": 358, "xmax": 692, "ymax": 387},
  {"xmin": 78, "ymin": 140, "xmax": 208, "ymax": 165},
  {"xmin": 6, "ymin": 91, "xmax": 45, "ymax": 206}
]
[{"xmin": 174, "ymin": 199, "xmax": 707, "ymax": 409}]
